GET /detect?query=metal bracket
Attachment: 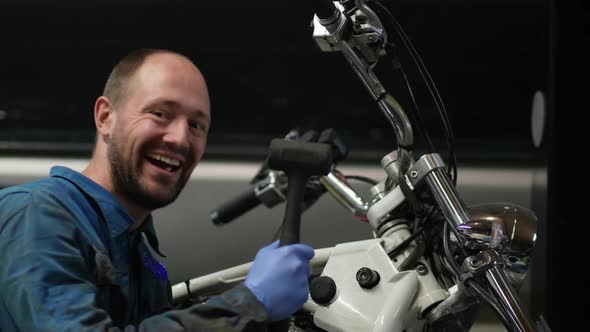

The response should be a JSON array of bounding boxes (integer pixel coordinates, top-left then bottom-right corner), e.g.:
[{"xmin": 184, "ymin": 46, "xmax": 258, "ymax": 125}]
[
  {"xmin": 254, "ymin": 170, "xmax": 286, "ymax": 208},
  {"xmin": 406, "ymin": 153, "xmax": 446, "ymax": 188},
  {"xmin": 462, "ymin": 249, "xmax": 498, "ymax": 275}
]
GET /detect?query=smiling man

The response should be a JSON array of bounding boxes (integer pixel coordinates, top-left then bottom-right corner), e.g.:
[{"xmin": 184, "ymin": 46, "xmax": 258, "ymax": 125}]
[
  {"xmin": 85, "ymin": 50, "xmax": 211, "ymax": 224},
  {"xmin": 0, "ymin": 49, "xmax": 314, "ymax": 331}
]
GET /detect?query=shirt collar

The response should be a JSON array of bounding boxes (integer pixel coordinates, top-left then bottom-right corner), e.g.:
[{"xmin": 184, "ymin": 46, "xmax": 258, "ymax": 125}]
[{"xmin": 49, "ymin": 166, "xmax": 164, "ymax": 256}]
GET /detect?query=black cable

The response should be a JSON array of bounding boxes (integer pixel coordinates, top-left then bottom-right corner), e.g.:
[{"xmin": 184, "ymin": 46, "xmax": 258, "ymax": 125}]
[
  {"xmin": 422, "ymin": 211, "xmax": 459, "ymax": 285},
  {"xmin": 387, "ymin": 224, "xmax": 426, "ymax": 260},
  {"xmin": 344, "ymin": 175, "xmax": 379, "ymax": 185},
  {"xmin": 414, "ymin": 204, "xmax": 438, "ymax": 233},
  {"xmin": 395, "ymin": 56, "xmax": 435, "ymax": 153},
  {"xmin": 387, "ymin": 207, "xmax": 440, "ymax": 260},
  {"xmin": 441, "ymin": 254, "xmax": 459, "ymax": 278},
  {"xmin": 466, "ymin": 280, "xmax": 514, "ymax": 330},
  {"xmin": 442, "ymin": 221, "xmax": 467, "ymax": 277},
  {"xmin": 391, "ymin": 25, "xmax": 457, "ymax": 183},
  {"xmin": 432, "ymin": 253, "xmax": 453, "ymax": 290},
  {"xmin": 372, "ymin": 1, "xmax": 458, "ymax": 185}
]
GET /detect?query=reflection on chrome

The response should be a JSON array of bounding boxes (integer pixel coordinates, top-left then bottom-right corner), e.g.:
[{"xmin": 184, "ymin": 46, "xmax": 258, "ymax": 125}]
[{"xmin": 457, "ymin": 202, "xmax": 538, "ymax": 288}]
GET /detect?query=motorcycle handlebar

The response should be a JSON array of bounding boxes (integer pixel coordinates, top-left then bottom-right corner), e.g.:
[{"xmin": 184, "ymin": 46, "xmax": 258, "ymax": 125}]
[
  {"xmin": 209, "ymin": 168, "xmax": 369, "ymax": 227},
  {"xmin": 209, "ymin": 186, "xmax": 260, "ymax": 226}
]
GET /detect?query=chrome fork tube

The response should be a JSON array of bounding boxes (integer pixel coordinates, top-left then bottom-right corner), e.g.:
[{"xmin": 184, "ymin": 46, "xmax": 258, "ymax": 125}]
[
  {"xmin": 424, "ymin": 168, "xmax": 470, "ymax": 225},
  {"xmin": 466, "ymin": 250, "xmax": 536, "ymax": 332},
  {"xmin": 485, "ymin": 265, "xmax": 536, "ymax": 332}
]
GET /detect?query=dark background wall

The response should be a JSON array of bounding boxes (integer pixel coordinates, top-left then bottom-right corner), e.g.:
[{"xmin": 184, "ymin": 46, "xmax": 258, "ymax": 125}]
[
  {"xmin": 547, "ymin": 0, "xmax": 589, "ymax": 330},
  {"xmin": 0, "ymin": 0, "xmax": 548, "ymax": 164}
]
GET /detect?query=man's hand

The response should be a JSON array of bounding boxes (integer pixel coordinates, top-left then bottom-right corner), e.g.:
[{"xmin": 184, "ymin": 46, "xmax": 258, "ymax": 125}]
[{"xmin": 244, "ymin": 240, "xmax": 314, "ymax": 321}]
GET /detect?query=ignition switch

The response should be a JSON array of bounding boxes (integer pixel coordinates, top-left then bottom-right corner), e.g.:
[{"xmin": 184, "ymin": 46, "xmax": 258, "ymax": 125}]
[{"xmin": 356, "ymin": 267, "xmax": 380, "ymax": 289}]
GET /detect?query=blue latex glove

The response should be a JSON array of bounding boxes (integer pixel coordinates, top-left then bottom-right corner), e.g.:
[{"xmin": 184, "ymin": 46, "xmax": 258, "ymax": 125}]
[{"xmin": 244, "ymin": 240, "xmax": 315, "ymax": 321}]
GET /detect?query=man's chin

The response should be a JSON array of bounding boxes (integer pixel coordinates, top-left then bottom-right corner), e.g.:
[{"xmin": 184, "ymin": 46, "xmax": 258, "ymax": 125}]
[
  {"xmin": 135, "ymin": 192, "xmax": 178, "ymax": 210},
  {"xmin": 129, "ymin": 183, "xmax": 181, "ymax": 210},
  {"xmin": 133, "ymin": 174, "xmax": 188, "ymax": 208}
]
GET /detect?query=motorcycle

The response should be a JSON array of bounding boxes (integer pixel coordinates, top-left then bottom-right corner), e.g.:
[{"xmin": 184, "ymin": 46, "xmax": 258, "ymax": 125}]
[{"xmin": 171, "ymin": 1, "xmax": 551, "ymax": 331}]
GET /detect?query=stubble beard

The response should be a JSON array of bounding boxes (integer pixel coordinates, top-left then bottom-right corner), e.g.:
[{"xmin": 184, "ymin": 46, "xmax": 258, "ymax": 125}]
[{"xmin": 108, "ymin": 133, "xmax": 189, "ymax": 211}]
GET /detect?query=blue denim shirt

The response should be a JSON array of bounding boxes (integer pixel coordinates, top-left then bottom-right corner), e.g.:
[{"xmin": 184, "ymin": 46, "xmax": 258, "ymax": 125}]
[{"xmin": 0, "ymin": 166, "xmax": 268, "ymax": 331}]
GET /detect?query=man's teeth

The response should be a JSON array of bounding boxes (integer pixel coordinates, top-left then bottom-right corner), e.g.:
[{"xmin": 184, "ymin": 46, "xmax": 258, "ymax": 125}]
[{"xmin": 148, "ymin": 154, "xmax": 181, "ymax": 167}]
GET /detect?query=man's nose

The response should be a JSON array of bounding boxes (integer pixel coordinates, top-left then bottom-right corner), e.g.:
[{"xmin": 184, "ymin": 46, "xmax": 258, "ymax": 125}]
[{"xmin": 162, "ymin": 119, "xmax": 190, "ymax": 152}]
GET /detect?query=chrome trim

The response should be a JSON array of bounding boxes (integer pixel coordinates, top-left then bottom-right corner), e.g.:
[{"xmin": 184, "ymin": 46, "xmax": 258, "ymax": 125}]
[{"xmin": 320, "ymin": 171, "xmax": 369, "ymax": 216}]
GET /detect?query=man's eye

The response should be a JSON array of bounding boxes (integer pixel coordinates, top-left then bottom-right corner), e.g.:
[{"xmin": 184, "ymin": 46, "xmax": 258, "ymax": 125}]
[
  {"xmin": 189, "ymin": 120, "xmax": 206, "ymax": 131},
  {"xmin": 151, "ymin": 110, "xmax": 165, "ymax": 118}
]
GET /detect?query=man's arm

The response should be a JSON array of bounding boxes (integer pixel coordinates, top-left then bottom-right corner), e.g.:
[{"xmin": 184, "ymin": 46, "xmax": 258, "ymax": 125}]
[{"xmin": 0, "ymin": 191, "xmax": 270, "ymax": 331}]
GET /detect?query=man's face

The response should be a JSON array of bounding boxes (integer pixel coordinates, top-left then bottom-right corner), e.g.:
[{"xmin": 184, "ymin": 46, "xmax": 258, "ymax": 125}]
[{"xmin": 107, "ymin": 54, "xmax": 211, "ymax": 211}]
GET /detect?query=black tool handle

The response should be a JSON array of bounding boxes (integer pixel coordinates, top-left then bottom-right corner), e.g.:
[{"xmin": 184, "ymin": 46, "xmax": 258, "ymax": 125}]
[
  {"xmin": 279, "ymin": 172, "xmax": 307, "ymax": 246},
  {"xmin": 273, "ymin": 172, "xmax": 307, "ymax": 331}
]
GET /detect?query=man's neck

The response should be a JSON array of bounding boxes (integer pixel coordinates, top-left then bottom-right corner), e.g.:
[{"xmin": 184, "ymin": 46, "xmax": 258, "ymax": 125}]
[
  {"xmin": 82, "ymin": 158, "xmax": 150, "ymax": 229},
  {"xmin": 128, "ymin": 216, "xmax": 148, "ymax": 231},
  {"xmin": 112, "ymin": 193, "xmax": 150, "ymax": 230}
]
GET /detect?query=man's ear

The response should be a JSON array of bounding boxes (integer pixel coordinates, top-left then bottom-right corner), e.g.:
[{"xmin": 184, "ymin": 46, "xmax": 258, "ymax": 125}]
[{"xmin": 94, "ymin": 96, "xmax": 115, "ymax": 138}]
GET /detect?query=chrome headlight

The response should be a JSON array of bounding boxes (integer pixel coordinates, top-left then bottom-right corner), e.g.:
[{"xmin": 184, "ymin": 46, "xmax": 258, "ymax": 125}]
[{"xmin": 457, "ymin": 202, "xmax": 538, "ymax": 288}]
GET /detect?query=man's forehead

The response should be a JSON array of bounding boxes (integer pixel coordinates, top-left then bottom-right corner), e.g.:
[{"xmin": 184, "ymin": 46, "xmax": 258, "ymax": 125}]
[
  {"xmin": 124, "ymin": 54, "xmax": 209, "ymax": 104},
  {"xmin": 141, "ymin": 52, "xmax": 201, "ymax": 76}
]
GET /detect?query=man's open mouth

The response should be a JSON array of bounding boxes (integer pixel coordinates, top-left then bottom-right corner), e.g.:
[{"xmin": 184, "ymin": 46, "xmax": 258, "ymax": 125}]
[{"xmin": 146, "ymin": 153, "xmax": 182, "ymax": 173}]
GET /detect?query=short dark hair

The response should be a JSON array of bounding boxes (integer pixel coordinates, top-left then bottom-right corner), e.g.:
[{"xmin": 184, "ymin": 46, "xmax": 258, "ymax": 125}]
[{"xmin": 103, "ymin": 48, "xmax": 171, "ymax": 107}]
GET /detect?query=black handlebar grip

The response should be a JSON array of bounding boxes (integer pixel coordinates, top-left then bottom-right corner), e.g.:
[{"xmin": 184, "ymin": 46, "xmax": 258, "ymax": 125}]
[
  {"xmin": 210, "ymin": 186, "xmax": 260, "ymax": 226},
  {"xmin": 312, "ymin": 0, "xmax": 339, "ymax": 21}
]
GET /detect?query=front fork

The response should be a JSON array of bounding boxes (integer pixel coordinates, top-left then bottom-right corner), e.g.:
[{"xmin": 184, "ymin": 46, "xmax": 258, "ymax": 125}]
[
  {"xmin": 463, "ymin": 250, "xmax": 536, "ymax": 332},
  {"xmin": 413, "ymin": 154, "xmax": 537, "ymax": 332}
]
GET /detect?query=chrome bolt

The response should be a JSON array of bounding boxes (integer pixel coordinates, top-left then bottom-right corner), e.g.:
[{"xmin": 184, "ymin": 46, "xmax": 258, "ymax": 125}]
[{"xmin": 410, "ymin": 170, "xmax": 418, "ymax": 178}]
